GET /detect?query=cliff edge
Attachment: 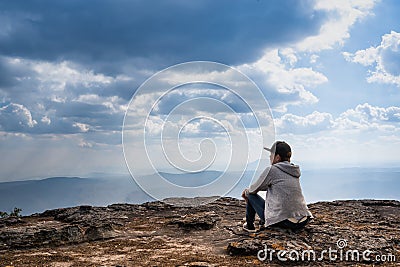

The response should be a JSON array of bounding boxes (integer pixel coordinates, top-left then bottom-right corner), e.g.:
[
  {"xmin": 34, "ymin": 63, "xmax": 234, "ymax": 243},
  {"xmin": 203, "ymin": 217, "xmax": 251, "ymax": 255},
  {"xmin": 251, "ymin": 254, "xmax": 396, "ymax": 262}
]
[{"xmin": 1, "ymin": 197, "xmax": 399, "ymax": 266}]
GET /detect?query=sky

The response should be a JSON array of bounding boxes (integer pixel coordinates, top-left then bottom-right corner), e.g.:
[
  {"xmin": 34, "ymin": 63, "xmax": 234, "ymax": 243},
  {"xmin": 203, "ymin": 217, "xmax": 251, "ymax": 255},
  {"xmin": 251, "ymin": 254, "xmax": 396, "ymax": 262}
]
[{"xmin": 0, "ymin": 0, "xmax": 400, "ymax": 182}]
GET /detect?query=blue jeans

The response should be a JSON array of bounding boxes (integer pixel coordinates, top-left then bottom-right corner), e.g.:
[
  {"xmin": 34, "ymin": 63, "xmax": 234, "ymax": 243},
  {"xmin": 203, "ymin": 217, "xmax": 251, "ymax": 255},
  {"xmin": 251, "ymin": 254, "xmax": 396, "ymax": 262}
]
[{"xmin": 246, "ymin": 193, "xmax": 265, "ymax": 227}]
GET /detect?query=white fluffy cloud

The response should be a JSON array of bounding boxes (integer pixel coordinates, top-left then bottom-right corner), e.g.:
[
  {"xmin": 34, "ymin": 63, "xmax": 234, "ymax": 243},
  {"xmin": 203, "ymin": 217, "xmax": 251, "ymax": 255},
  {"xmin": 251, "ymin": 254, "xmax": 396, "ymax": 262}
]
[
  {"xmin": 342, "ymin": 103, "xmax": 400, "ymax": 122},
  {"xmin": 239, "ymin": 49, "xmax": 328, "ymax": 112},
  {"xmin": 335, "ymin": 103, "xmax": 400, "ymax": 131},
  {"xmin": 237, "ymin": 0, "xmax": 378, "ymax": 113},
  {"xmin": 276, "ymin": 111, "xmax": 334, "ymax": 134},
  {"xmin": 276, "ymin": 103, "xmax": 400, "ymax": 135},
  {"xmin": 297, "ymin": 0, "xmax": 377, "ymax": 52},
  {"xmin": 343, "ymin": 31, "xmax": 400, "ymax": 87},
  {"xmin": 276, "ymin": 103, "xmax": 400, "ymax": 168},
  {"xmin": 0, "ymin": 103, "xmax": 37, "ymax": 131}
]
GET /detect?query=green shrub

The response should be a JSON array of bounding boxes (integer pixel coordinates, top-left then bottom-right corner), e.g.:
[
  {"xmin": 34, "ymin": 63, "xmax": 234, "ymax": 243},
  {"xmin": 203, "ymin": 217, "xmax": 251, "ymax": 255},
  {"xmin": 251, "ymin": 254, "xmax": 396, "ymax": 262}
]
[
  {"xmin": 10, "ymin": 207, "xmax": 22, "ymax": 217},
  {"xmin": 0, "ymin": 207, "xmax": 22, "ymax": 218}
]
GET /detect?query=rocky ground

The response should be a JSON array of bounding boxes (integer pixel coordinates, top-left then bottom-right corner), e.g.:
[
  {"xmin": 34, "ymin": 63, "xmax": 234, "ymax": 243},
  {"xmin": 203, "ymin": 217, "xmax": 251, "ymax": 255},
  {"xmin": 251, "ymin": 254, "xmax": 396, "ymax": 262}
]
[{"xmin": 0, "ymin": 197, "xmax": 399, "ymax": 266}]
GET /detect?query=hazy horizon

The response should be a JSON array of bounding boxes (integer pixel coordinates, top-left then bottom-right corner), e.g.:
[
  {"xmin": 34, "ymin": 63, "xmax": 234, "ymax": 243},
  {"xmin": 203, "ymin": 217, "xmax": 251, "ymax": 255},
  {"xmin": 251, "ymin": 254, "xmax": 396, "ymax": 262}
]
[
  {"xmin": 1, "ymin": 167, "xmax": 399, "ymax": 216},
  {"xmin": 3, "ymin": 155, "xmax": 400, "ymax": 183}
]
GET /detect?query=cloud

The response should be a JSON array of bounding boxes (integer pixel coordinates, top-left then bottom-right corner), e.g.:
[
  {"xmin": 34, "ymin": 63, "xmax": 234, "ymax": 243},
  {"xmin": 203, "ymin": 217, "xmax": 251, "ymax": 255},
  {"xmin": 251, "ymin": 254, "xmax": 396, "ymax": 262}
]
[
  {"xmin": 296, "ymin": 0, "xmax": 377, "ymax": 52},
  {"xmin": 276, "ymin": 103, "xmax": 400, "ymax": 136},
  {"xmin": 0, "ymin": 57, "xmax": 130, "ymax": 134},
  {"xmin": 0, "ymin": 0, "xmax": 392, "ymax": 180},
  {"xmin": 72, "ymin": 122, "xmax": 90, "ymax": 133},
  {"xmin": 335, "ymin": 103, "xmax": 400, "ymax": 131},
  {"xmin": 180, "ymin": 118, "xmax": 227, "ymax": 137},
  {"xmin": 0, "ymin": 103, "xmax": 37, "ymax": 131},
  {"xmin": 0, "ymin": 101, "xmax": 103, "ymax": 134},
  {"xmin": 276, "ymin": 102, "xmax": 400, "ymax": 168},
  {"xmin": 234, "ymin": 0, "xmax": 377, "ymax": 113},
  {"xmin": 0, "ymin": 56, "xmax": 135, "ymax": 100},
  {"xmin": 0, "ymin": 0, "xmax": 325, "ymax": 68},
  {"xmin": 276, "ymin": 111, "xmax": 334, "ymax": 134},
  {"xmin": 239, "ymin": 49, "xmax": 328, "ymax": 112},
  {"xmin": 152, "ymin": 87, "xmax": 253, "ymax": 116},
  {"xmin": 0, "ymin": 0, "xmax": 378, "ymax": 139},
  {"xmin": 342, "ymin": 103, "xmax": 400, "ymax": 123},
  {"xmin": 343, "ymin": 31, "xmax": 400, "ymax": 87}
]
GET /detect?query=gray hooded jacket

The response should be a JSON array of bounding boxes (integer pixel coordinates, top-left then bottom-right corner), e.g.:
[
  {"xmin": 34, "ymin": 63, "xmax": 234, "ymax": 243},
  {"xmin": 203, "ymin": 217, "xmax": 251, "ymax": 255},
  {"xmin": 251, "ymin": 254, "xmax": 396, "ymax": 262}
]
[{"xmin": 246, "ymin": 161, "xmax": 312, "ymax": 226}]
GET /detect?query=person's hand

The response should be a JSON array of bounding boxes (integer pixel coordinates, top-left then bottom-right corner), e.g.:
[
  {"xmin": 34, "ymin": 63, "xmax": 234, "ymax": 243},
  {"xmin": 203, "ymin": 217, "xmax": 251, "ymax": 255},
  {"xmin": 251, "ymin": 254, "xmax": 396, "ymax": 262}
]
[{"xmin": 241, "ymin": 189, "xmax": 248, "ymax": 202}]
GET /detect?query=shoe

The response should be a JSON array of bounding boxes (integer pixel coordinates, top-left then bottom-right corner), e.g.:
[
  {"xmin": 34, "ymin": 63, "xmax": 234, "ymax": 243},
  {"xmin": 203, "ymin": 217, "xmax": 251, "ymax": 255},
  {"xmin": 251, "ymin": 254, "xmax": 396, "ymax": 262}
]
[
  {"xmin": 243, "ymin": 222, "xmax": 257, "ymax": 233},
  {"xmin": 259, "ymin": 225, "xmax": 266, "ymax": 231}
]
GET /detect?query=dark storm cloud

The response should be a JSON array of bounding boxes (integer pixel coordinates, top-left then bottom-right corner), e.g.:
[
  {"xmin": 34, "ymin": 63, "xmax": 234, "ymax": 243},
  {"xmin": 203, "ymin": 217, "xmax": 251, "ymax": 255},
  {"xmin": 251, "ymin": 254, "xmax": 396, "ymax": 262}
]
[
  {"xmin": 0, "ymin": 57, "xmax": 36, "ymax": 88},
  {"xmin": 0, "ymin": 0, "xmax": 325, "ymax": 69},
  {"xmin": 0, "ymin": 0, "xmax": 329, "ymax": 136}
]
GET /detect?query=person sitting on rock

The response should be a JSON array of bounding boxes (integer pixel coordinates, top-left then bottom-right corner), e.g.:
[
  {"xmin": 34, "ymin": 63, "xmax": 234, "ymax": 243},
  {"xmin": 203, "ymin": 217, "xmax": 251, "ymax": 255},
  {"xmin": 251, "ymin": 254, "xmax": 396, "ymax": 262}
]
[{"xmin": 241, "ymin": 141, "xmax": 313, "ymax": 232}]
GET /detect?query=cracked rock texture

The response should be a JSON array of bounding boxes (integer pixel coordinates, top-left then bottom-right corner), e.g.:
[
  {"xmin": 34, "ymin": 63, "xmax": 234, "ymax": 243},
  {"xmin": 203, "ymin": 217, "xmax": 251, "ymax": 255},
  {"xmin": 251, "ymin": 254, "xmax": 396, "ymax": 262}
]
[{"xmin": 1, "ymin": 197, "xmax": 399, "ymax": 266}]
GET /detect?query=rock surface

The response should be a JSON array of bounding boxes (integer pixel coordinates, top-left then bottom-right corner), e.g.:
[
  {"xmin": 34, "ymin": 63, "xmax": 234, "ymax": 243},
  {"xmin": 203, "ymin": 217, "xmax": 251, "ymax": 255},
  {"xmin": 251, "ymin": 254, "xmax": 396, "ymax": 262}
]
[{"xmin": 0, "ymin": 197, "xmax": 399, "ymax": 266}]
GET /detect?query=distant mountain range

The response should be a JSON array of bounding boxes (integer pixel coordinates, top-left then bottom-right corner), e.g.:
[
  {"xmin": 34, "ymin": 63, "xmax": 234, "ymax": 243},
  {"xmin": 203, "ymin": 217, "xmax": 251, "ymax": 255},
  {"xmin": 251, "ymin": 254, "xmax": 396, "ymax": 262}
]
[
  {"xmin": 1, "ymin": 167, "xmax": 398, "ymax": 216},
  {"xmin": 0, "ymin": 171, "xmax": 256, "ymax": 215},
  {"xmin": 0, "ymin": 176, "xmax": 153, "ymax": 215}
]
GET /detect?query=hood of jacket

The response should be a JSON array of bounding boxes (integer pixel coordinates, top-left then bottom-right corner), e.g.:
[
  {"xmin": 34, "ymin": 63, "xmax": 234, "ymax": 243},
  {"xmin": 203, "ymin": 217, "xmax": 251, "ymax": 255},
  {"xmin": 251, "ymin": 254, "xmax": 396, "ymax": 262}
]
[{"xmin": 274, "ymin": 161, "xmax": 301, "ymax": 178}]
